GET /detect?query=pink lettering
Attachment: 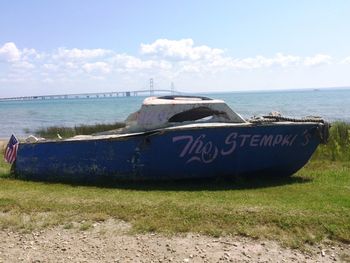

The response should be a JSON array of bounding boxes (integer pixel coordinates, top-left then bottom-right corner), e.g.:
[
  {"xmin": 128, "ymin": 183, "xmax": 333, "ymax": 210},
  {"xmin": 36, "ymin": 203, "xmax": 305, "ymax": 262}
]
[
  {"xmin": 250, "ymin": 135, "xmax": 261, "ymax": 147},
  {"xmin": 173, "ymin": 132, "xmax": 300, "ymax": 164},
  {"xmin": 260, "ymin": 135, "xmax": 273, "ymax": 146},
  {"xmin": 221, "ymin": 132, "xmax": 237, "ymax": 155},
  {"xmin": 302, "ymin": 130, "xmax": 311, "ymax": 146},
  {"xmin": 272, "ymin": 135, "xmax": 283, "ymax": 146},
  {"xmin": 289, "ymin": 135, "xmax": 298, "ymax": 146},
  {"xmin": 190, "ymin": 134, "xmax": 206, "ymax": 154},
  {"xmin": 201, "ymin": 142, "xmax": 219, "ymax": 163},
  {"xmin": 281, "ymin": 135, "xmax": 291, "ymax": 146},
  {"xmin": 172, "ymin": 135, "xmax": 193, "ymax": 157},
  {"xmin": 239, "ymin": 134, "xmax": 251, "ymax": 147}
]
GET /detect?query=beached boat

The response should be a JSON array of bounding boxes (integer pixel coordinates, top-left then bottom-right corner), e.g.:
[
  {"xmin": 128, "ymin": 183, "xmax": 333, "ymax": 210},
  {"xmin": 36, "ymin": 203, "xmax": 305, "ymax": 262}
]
[{"xmin": 13, "ymin": 95, "xmax": 329, "ymax": 182}]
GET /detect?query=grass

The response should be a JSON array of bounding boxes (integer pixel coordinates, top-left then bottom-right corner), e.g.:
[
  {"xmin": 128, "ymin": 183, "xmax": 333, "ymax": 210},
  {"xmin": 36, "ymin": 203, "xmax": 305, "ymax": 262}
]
[
  {"xmin": 33, "ymin": 122, "xmax": 126, "ymax": 139},
  {"xmin": 312, "ymin": 122, "xmax": 350, "ymax": 162},
  {"xmin": 0, "ymin": 123, "xmax": 349, "ymax": 248}
]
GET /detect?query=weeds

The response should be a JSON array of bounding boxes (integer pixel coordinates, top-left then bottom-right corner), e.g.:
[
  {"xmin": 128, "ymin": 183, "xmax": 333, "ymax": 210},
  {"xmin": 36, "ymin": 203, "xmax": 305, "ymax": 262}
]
[
  {"xmin": 34, "ymin": 122, "xmax": 126, "ymax": 139},
  {"xmin": 313, "ymin": 122, "xmax": 350, "ymax": 162}
]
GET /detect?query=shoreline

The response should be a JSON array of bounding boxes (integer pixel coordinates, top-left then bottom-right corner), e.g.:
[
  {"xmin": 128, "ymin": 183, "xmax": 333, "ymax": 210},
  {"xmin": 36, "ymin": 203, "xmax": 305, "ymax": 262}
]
[{"xmin": 2, "ymin": 86, "xmax": 350, "ymax": 100}]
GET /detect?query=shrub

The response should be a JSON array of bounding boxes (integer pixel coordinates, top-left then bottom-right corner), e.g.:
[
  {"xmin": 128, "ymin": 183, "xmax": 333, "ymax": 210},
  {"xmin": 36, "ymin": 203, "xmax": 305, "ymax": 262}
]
[
  {"xmin": 34, "ymin": 122, "xmax": 125, "ymax": 139},
  {"xmin": 312, "ymin": 122, "xmax": 350, "ymax": 162}
]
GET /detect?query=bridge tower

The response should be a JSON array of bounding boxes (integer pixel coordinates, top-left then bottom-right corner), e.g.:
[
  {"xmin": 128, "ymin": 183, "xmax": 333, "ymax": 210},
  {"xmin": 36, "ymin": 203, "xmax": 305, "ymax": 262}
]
[
  {"xmin": 171, "ymin": 82, "xmax": 175, "ymax": 95},
  {"xmin": 150, "ymin": 78, "xmax": 154, "ymax": 96}
]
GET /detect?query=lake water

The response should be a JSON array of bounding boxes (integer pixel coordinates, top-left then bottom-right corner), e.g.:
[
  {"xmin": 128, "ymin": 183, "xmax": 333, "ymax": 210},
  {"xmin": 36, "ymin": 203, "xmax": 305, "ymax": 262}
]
[{"xmin": 0, "ymin": 88, "xmax": 349, "ymax": 139}]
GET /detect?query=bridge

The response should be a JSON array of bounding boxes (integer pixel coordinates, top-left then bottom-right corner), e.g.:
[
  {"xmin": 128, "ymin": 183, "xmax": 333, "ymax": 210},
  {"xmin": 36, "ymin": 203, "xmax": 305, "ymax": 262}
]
[{"xmin": 0, "ymin": 89, "xmax": 181, "ymax": 102}]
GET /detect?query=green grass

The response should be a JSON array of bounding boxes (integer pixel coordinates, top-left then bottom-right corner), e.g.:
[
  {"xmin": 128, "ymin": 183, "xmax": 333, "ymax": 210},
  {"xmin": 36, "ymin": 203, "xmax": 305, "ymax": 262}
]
[
  {"xmin": 0, "ymin": 123, "xmax": 349, "ymax": 248},
  {"xmin": 33, "ymin": 122, "xmax": 126, "ymax": 139},
  {"xmin": 0, "ymin": 159, "xmax": 349, "ymax": 247},
  {"xmin": 313, "ymin": 122, "xmax": 350, "ymax": 162}
]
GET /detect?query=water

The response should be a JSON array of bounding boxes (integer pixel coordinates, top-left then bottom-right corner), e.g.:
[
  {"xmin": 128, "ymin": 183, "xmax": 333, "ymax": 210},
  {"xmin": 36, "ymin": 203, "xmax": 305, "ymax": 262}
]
[{"xmin": 0, "ymin": 88, "xmax": 349, "ymax": 139}]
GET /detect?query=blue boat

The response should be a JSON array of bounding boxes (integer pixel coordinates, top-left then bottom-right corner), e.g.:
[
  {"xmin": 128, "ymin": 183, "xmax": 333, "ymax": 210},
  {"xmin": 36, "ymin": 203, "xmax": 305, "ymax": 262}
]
[{"xmin": 13, "ymin": 96, "xmax": 329, "ymax": 182}]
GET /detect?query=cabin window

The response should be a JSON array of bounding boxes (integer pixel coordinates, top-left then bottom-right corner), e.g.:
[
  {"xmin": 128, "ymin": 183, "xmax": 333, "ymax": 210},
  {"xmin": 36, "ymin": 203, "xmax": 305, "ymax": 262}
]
[{"xmin": 168, "ymin": 107, "xmax": 229, "ymax": 123}]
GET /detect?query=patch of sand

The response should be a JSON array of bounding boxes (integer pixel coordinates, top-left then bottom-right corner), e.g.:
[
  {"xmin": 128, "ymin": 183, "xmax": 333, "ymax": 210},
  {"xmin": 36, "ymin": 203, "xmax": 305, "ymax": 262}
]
[{"xmin": 0, "ymin": 219, "xmax": 349, "ymax": 263}]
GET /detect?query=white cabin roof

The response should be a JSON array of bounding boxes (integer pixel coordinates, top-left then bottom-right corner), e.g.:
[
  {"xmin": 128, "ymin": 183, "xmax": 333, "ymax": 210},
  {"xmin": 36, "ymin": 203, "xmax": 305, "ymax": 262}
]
[
  {"xmin": 125, "ymin": 96, "xmax": 246, "ymax": 131},
  {"xmin": 142, "ymin": 96, "xmax": 225, "ymax": 105}
]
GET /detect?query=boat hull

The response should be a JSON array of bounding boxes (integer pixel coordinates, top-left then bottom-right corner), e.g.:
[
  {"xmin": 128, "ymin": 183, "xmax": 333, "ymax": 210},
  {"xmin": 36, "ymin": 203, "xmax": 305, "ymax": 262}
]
[{"xmin": 14, "ymin": 123, "xmax": 325, "ymax": 182}]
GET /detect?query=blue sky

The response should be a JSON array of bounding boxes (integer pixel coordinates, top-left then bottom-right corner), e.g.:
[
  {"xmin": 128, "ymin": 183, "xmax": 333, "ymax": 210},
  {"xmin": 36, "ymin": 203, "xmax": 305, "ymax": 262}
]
[{"xmin": 1, "ymin": 0, "xmax": 350, "ymax": 96}]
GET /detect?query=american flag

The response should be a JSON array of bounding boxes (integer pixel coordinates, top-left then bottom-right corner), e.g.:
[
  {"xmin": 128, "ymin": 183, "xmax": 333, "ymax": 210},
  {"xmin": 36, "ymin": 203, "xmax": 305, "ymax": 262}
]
[{"xmin": 4, "ymin": 134, "xmax": 19, "ymax": 164}]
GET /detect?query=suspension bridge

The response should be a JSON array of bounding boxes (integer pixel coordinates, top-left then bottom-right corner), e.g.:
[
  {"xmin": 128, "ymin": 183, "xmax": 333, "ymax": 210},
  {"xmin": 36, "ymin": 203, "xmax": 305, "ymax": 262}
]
[
  {"xmin": 0, "ymin": 79, "xmax": 182, "ymax": 102},
  {"xmin": 0, "ymin": 89, "xmax": 181, "ymax": 102}
]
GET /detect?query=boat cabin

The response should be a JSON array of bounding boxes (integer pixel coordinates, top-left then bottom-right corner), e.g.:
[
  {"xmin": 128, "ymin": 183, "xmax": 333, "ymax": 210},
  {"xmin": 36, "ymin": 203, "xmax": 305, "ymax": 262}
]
[{"xmin": 125, "ymin": 95, "xmax": 246, "ymax": 132}]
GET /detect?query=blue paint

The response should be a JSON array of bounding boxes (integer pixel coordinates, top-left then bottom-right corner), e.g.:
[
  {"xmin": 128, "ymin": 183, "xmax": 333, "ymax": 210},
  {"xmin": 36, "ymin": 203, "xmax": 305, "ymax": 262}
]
[{"xmin": 14, "ymin": 122, "xmax": 325, "ymax": 182}]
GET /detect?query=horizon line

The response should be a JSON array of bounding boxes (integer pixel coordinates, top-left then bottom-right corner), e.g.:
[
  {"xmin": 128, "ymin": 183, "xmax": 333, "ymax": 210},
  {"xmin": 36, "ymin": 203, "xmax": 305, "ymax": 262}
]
[{"xmin": 1, "ymin": 85, "xmax": 350, "ymax": 101}]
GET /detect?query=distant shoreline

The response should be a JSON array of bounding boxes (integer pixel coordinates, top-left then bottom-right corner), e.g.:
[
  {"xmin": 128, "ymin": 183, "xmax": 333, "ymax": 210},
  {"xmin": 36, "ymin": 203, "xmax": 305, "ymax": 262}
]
[{"xmin": 1, "ymin": 86, "xmax": 350, "ymax": 101}]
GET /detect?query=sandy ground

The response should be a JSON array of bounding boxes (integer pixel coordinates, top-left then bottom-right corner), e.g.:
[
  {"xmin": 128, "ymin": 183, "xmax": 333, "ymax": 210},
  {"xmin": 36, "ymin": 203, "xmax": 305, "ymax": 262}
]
[{"xmin": 0, "ymin": 219, "xmax": 349, "ymax": 263}]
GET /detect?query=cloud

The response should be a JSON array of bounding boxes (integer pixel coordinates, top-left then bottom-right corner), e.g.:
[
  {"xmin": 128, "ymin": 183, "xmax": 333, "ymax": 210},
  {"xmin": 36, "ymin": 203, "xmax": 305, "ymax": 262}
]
[
  {"xmin": 43, "ymin": 63, "xmax": 59, "ymax": 71},
  {"xmin": 82, "ymin": 62, "xmax": 111, "ymax": 74},
  {"xmin": 12, "ymin": 61, "xmax": 35, "ymax": 69},
  {"xmin": 341, "ymin": 56, "xmax": 350, "ymax": 64},
  {"xmin": 53, "ymin": 47, "xmax": 112, "ymax": 60},
  {"xmin": 273, "ymin": 53, "xmax": 301, "ymax": 67},
  {"xmin": 230, "ymin": 53, "xmax": 301, "ymax": 70},
  {"xmin": 65, "ymin": 62, "xmax": 79, "ymax": 69},
  {"xmin": 303, "ymin": 54, "xmax": 332, "ymax": 66},
  {"xmin": 112, "ymin": 54, "xmax": 172, "ymax": 72},
  {"xmin": 140, "ymin": 40, "xmax": 304, "ymax": 73},
  {"xmin": 0, "ymin": 42, "xmax": 21, "ymax": 62},
  {"xmin": 0, "ymin": 39, "xmax": 348, "ymax": 93},
  {"xmin": 140, "ymin": 38, "xmax": 224, "ymax": 61},
  {"xmin": 22, "ymin": 48, "xmax": 40, "ymax": 60}
]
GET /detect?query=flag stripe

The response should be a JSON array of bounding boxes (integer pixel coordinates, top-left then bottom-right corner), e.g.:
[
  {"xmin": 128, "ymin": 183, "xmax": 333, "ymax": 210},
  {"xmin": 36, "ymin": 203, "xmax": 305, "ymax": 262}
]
[{"xmin": 4, "ymin": 135, "xmax": 19, "ymax": 164}]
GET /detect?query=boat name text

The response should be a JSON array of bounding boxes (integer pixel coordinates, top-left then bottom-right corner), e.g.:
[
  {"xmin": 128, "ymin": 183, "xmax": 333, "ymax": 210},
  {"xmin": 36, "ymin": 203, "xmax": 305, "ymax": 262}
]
[{"xmin": 172, "ymin": 132, "xmax": 306, "ymax": 164}]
